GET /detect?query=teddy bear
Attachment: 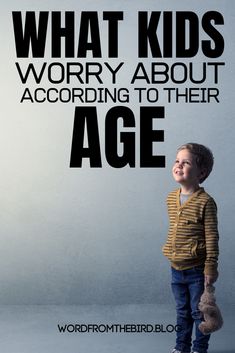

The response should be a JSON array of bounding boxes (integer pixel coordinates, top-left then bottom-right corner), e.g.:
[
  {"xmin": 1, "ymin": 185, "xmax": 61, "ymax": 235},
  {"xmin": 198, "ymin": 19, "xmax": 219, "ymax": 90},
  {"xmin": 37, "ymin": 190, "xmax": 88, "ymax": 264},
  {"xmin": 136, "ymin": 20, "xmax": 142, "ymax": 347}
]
[{"xmin": 198, "ymin": 284, "xmax": 223, "ymax": 335}]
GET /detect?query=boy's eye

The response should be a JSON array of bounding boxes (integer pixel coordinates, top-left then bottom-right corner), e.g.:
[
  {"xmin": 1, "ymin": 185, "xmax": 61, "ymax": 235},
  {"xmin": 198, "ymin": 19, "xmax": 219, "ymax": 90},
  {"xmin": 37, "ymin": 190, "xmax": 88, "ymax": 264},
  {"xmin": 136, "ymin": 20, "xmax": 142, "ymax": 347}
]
[{"xmin": 174, "ymin": 160, "xmax": 191, "ymax": 165}]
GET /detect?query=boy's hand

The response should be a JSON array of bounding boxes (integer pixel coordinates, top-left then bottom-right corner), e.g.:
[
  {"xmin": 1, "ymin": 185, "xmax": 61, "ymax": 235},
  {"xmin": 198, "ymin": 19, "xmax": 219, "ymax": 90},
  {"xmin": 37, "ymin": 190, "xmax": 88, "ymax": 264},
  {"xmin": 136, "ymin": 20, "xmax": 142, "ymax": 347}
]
[{"xmin": 205, "ymin": 273, "xmax": 218, "ymax": 285}]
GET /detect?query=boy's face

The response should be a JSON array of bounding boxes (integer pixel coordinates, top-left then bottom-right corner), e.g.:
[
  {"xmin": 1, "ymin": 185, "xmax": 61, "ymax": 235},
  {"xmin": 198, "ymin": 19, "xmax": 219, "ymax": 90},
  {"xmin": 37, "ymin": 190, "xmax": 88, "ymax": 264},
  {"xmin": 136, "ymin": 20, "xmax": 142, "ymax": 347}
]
[{"xmin": 172, "ymin": 149, "xmax": 202, "ymax": 188}]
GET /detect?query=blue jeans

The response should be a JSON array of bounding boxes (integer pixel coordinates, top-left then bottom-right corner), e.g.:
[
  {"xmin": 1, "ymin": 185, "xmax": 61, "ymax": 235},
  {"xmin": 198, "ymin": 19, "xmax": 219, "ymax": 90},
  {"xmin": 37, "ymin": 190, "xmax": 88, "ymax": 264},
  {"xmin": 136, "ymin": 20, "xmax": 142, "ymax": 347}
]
[{"xmin": 171, "ymin": 266, "xmax": 210, "ymax": 353}]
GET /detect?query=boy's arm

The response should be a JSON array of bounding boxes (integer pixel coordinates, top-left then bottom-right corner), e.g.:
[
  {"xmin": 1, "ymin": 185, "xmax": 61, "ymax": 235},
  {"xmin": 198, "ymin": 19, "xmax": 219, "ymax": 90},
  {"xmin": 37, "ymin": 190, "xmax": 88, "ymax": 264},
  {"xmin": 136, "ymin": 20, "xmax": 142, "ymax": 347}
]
[{"xmin": 204, "ymin": 198, "xmax": 219, "ymax": 280}]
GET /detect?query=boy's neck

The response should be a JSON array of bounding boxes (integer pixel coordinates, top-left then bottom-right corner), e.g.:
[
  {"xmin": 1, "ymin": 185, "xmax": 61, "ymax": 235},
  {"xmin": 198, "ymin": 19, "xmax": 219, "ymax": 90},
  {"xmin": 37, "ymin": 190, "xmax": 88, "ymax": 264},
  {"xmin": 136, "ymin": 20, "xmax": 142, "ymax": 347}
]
[{"xmin": 180, "ymin": 184, "xmax": 200, "ymax": 195}]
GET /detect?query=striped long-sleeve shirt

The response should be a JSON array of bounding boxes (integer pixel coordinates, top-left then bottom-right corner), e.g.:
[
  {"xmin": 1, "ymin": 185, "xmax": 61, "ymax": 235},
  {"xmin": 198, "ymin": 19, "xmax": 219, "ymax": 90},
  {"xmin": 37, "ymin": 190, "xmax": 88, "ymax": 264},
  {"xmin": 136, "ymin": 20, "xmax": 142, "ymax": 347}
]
[{"xmin": 162, "ymin": 187, "xmax": 219, "ymax": 276}]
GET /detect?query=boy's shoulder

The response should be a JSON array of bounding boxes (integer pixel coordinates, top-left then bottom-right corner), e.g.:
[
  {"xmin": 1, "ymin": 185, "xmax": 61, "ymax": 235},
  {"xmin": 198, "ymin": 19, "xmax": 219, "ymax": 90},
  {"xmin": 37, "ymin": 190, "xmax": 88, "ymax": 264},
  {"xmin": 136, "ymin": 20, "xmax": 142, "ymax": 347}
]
[
  {"xmin": 166, "ymin": 188, "xmax": 179, "ymax": 203},
  {"xmin": 198, "ymin": 189, "xmax": 217, "ymax": 209},
  {"xmin": 197, "ymin": 188, "xmax": 216, "ymax": 204}
]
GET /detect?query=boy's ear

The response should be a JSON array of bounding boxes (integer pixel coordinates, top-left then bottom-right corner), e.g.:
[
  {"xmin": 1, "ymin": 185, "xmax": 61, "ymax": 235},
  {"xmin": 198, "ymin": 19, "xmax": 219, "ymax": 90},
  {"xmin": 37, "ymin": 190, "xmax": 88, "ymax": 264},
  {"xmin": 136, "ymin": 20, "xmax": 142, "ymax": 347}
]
[{"xmin": 199, "ymin": 168, "xmax": 207, "ymax": 178}]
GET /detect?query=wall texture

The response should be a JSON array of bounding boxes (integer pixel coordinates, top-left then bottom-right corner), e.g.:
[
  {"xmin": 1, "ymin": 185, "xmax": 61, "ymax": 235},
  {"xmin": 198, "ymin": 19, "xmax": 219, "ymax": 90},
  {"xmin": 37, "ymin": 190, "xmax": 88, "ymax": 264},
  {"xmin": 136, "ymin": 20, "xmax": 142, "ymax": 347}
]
[{"xmin": 1, "ymin": 0, "xmax": 234, "ymax": 305}]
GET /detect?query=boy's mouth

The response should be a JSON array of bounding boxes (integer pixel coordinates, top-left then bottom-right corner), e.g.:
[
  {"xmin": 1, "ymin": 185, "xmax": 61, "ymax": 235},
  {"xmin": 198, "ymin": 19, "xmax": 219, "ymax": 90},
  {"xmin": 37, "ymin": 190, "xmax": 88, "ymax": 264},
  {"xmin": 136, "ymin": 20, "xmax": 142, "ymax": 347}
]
[{"xmin": 174, "ymin": 169, "xmax": 183, "ymax": 175}]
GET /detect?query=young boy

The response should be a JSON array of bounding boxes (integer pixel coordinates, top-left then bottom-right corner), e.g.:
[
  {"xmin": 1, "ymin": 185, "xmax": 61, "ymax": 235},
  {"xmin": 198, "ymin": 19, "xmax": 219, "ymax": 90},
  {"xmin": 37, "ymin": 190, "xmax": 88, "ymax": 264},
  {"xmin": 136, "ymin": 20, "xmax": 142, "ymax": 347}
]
[{"xmin": 162, "ymin": 143, "xmax": 219, "ymax": 353}]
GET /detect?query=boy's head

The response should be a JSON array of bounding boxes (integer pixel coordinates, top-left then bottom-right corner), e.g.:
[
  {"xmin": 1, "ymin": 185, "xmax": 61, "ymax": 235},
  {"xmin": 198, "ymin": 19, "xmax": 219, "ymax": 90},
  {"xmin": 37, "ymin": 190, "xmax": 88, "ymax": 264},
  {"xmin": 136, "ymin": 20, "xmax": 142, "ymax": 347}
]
[{"xmin": 176, "ymin": 143, "xmax": 214, "ymax": 184}]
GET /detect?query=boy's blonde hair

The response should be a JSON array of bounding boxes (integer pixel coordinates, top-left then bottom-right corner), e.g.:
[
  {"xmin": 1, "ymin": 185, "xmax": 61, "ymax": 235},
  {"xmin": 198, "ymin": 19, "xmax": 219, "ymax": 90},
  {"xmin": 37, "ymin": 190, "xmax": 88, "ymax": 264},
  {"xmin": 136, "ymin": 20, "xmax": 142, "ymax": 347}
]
[{"xmin": 177, "ymin": 143, "xmax": 214, "ymax": 183}]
